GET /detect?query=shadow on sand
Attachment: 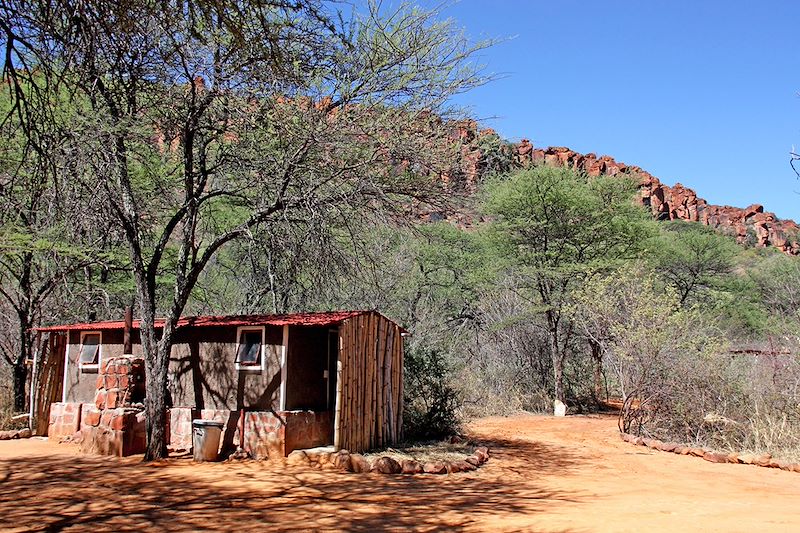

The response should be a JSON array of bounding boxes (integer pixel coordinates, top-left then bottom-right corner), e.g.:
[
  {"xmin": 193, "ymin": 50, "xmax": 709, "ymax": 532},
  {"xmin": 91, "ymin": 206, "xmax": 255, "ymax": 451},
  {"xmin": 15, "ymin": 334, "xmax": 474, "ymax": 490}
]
[{"xmin": 0, "ymin": 434, "xmax": 590, "ymax": 532}]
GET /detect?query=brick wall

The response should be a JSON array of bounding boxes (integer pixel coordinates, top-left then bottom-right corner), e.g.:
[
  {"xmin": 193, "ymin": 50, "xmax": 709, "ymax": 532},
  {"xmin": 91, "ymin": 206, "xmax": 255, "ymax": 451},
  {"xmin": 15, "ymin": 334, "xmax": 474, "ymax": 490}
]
[
  {"xmin": 48, "ymin": 355, "xmax": 148, "ymax": 457},
  {"xmin": 48, "ymin": 402, "xmax": 81, "ymax": 439}
]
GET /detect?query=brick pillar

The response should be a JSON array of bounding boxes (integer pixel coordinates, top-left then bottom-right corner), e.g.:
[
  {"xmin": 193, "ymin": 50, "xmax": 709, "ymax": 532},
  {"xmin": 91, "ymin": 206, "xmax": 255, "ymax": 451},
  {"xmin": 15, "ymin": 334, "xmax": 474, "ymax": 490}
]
[{"xmin": 81, "ymin": 356, "xmax": 147, "ymax": 456}]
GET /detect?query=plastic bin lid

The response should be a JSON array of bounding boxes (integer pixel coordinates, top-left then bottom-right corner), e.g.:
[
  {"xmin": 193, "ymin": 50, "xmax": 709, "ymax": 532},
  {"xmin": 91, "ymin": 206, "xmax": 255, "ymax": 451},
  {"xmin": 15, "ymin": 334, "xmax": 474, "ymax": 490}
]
[{"xmin": 192, "ymin": 419, "xmax": 225, "ymax": 427}]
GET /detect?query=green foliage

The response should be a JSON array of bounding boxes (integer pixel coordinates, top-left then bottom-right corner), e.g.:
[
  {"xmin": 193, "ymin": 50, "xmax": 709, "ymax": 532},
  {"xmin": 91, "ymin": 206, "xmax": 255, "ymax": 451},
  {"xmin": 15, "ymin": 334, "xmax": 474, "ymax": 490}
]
[
  {"xmin": 647, "ymin": 220, "xmax": 739, "ymax": 306},
  {"xmin": 403, "ymin": 347, "xmax": 461, "ymax": 441},
  {"xmin": 473, "ymin": 131, "xmax": 517, "ymax": 180},
  {"xmin": 483, "ymin": 166, "xmax": 654, "ymax": 281}
]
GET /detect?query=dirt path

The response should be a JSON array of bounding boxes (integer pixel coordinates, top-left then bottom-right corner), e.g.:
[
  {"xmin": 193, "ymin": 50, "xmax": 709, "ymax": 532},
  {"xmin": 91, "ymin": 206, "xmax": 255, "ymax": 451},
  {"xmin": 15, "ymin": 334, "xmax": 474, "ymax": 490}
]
[{"xmin": 1, "ymin": 414, "xmax": 798, "ymax": 532}]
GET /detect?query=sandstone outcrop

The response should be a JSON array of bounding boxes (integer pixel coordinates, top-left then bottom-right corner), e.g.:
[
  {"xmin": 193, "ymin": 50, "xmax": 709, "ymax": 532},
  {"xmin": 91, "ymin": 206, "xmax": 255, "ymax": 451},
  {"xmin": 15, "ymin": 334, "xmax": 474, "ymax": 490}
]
[{"xmin": 451, "ymin": 122, "xmax": 800, "ymax": 255}]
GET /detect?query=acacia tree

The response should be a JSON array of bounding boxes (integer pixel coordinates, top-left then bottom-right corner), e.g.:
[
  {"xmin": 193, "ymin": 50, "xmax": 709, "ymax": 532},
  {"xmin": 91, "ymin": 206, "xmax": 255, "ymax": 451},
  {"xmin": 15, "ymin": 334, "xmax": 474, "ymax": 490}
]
[
  {"xmin": 0, "ymin": 82, "xmax": 121, "ymax": 411},
  {"xmin": 649, "ymin": 221, "xmax": 737, "ymax": 306},
  {"xmin": 2, "ymin": 0, "xmax": 488, "ymax": 458},
  {"xmin": 482, "ymin": 166, "xmax": 653, "ymax": 414}
]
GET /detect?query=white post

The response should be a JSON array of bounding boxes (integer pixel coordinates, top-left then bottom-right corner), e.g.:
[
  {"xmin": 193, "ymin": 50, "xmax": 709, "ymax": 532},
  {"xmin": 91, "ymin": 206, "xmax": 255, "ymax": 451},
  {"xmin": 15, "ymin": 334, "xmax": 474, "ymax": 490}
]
[
  {"xmin": 61, "ymin": 335, "xmax": 71, "ymax": 403},
  {"xmin": 333, "ymin": 350, "xmax": 343, "ymax": 450},
  {"xmin": 279, "ymin": 325, "xmax": 288, "ymax": 411},
  {"xmin": 27, "ymin": 333, "xmax": 41, "ymax": 431}
]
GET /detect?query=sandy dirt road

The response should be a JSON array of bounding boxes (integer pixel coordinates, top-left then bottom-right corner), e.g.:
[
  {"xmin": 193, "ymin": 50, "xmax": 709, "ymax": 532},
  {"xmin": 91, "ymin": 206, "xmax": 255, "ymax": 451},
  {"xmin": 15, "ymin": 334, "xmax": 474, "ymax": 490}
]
[{"xmin": 0, "ymin": 414, "xmax": 798, "ymax": 532}]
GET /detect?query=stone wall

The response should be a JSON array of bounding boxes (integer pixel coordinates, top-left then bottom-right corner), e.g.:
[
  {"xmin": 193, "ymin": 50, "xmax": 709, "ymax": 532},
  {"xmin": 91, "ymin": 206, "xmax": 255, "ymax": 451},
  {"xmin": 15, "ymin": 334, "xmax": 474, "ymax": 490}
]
[
  {"xmin": 285, "ymin": 411, "xmax": 332, "ymax": 453},
  {"xmin": 80, "ymin": 356, "xmax": 146, "ymax": 456},
  {"xmin": 80, "ymin": 403, "xmax": 146, "ymax": 456}
]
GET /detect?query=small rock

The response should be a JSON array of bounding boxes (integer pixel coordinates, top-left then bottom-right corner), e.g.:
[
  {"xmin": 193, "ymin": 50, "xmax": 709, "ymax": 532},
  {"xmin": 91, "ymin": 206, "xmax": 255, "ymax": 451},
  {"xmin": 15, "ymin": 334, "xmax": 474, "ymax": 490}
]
[
  {"xmin": 423, "ymin": 461, "xmax": 447, "ymax": 475},
  {"xmin": 349, "ymin": 454, "xmax": 371, "ymax": 474},
  {"xmin": 702, "ymin": 452, "xmax": 728, "ymax": 464},
  {"xmin": 456, "ymin": 460, "xmax": 476, "ymax": 472},
  {"xmin": 465, "ymin": 456, "xmax": 481, "ymax": 467},
  {"xmin": 15, "ymin": 428, "xmax": 31, "ymax": 439},
  {"xmin": 726, "ymin": 453, "xmax": 739, "ymax": 464},
  {"xmin": 791, "ymin": 463, "xmax": 800, "ymax": 474},
  {"xmin": 659, "ymin": 442, "xmax": 678, "ymax": 453},
  {"xmin": 333, "ymin": 451, "xmax": 352, "ymax": 471},
  {"xmin": 738, "ymin": 453, "xmax": 755, "ymax": 465},
  {"xmin": 313, "ymin": 452, "xmax": 334, "ymax": 466},
  {"xmin": 0, "ymin": 430, "xmax": 14, "ymax": 440},
  {"xmin": 688, "ymin": 448, "xmax": 705, "ymax": 457},
  {"xmin": 475, "ymin": 446, "xmax": 490, "ymax": 461},
  {"xmin": 286, "ymin": 450, "xmax": 310, "ymax": 467},
  {"xmin": 754, "ymin": 453, "xmax": 772, "ymax": 467},
  {"xmin": 633, "ymin": 437, "xmax": 644, "ymax": 446},
  {"xmin": 401, "ymin": 459, "xmax": 423, "ymax": 474},
  {"xmin": 374, "ymin": 456, "xmax": 402, "ymax": 474},
  {"xmin": 553, "ymin": 399, "xmax": 567, "ymax": 417}
]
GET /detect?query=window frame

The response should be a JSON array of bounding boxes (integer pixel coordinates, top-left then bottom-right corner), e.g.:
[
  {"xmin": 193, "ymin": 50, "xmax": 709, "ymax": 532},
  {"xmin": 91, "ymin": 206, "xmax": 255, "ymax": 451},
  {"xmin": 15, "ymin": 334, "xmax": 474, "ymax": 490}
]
[
  {"xmin": 235, "ymin": 326, "xmax": 266, "ymax": 372},
  {"xmin": 78, "ymin": 330, "xmax": 102, "ymax": 371}
]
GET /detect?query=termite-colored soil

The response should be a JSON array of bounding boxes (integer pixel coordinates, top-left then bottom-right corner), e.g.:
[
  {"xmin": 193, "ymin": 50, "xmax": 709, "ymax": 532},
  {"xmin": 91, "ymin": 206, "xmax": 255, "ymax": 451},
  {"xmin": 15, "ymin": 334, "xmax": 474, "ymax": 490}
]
[{"xmin": 1, "ymin": 414, "xmax": 798, "ymax": 532}]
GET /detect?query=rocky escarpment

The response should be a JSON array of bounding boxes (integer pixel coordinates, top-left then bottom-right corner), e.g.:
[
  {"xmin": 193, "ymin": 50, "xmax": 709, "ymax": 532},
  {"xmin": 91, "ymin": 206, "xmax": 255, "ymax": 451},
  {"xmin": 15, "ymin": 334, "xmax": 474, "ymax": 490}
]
[
  {"xmin": 517, "ymin": 143, "xmax": 800, "ymax": 254},
  {"xmin": 452, "ymin": 121, "xmax": 800, "ymax": 255}
]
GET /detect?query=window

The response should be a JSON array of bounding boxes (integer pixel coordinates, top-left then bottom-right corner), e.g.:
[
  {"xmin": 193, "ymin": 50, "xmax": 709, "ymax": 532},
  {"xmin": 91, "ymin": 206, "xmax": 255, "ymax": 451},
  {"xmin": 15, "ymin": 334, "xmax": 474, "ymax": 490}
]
[
  {"xmin": 79, "ymin": 331, "xmax": 101, "ymax": 370},
  {"xmin": 235, "ymin": 327, "xmax": 265, "ymax": 370}
]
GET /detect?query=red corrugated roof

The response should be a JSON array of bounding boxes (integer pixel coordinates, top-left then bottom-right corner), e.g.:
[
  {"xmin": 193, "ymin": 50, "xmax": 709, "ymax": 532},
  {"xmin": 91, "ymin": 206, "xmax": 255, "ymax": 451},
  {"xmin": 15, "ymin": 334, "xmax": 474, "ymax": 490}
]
[{"xmin": 34, "ymin": 310, "xmax": 406, "ymax": 332}]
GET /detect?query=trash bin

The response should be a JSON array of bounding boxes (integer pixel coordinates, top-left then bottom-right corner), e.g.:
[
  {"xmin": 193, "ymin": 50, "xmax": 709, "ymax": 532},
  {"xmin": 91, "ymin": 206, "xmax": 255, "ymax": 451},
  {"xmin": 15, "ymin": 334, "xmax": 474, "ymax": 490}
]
[{"xmin": 192, "ymin": 419, "xmax": 224, "ymax": 462}]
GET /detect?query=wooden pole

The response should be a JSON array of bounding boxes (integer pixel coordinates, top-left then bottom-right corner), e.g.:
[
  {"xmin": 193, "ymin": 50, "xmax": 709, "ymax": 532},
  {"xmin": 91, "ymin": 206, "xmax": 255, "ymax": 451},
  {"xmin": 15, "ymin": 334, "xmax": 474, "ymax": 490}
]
[{"xmin": 123, "ymin": 306, "xmax": 133, "ymax": 355}]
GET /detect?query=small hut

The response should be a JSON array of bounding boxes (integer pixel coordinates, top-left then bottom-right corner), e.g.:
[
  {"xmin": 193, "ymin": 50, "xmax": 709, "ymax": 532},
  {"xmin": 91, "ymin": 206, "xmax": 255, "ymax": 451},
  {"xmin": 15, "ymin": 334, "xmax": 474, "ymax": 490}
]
[{"xmin": 34, "ymin": 310, "xmax": 406, "ymax": 457}]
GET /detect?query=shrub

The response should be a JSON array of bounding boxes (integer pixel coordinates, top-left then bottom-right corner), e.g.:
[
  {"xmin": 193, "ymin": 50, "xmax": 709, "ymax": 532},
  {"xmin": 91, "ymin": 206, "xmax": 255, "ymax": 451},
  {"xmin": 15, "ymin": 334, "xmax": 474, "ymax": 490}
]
[{"xmin": 403, "ymin": 347, "xmax": 461, "ymax": 441}]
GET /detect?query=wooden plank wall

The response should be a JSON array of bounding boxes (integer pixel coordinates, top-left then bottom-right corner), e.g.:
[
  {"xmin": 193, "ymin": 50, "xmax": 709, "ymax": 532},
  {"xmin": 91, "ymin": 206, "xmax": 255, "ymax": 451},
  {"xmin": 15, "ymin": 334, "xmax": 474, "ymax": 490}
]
[
  {"xmin": 336, "ymin": 312, "xmax": 404, "ymax": 452},
  {"xmin": 34, "ymin": 332, "xmax": 67, "ymax": 435}
]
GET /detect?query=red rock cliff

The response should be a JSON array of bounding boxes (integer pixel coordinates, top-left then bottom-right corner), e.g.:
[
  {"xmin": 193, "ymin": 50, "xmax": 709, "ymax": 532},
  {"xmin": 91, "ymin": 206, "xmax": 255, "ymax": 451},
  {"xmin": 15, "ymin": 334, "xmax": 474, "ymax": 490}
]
[{"xmin": 453, "ymin": 122, "xmax": 799, "ymax": 254}]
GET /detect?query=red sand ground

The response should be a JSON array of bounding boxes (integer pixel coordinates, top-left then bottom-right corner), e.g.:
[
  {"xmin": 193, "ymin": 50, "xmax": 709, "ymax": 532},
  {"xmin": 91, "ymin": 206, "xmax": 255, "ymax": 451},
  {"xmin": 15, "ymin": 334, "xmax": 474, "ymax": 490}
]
[{"xmin": 1, "ymin": 414, "xmax": 798, "ymax": 532}]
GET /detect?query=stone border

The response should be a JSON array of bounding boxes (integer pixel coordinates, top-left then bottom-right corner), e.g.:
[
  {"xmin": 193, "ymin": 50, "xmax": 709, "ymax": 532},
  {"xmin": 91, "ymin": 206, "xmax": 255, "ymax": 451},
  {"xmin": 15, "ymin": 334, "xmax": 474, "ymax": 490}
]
[
  {"xmin": 620, "ymin": 432, "xmax": 800, "ymax": 473},
  {"xmin": 286, "ymin": 445, "xmax": 491, "ymax": 475},
  {"xmin": 0, "ymin": 428, "xmax": 32, "ymax": 440}
]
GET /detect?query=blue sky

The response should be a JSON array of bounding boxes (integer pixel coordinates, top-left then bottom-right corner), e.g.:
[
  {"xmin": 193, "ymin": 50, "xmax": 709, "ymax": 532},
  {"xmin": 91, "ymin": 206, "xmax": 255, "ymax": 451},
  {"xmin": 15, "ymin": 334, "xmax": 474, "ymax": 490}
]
[{"xmin": 429, "ymin": 0, "xmax": 800, "ymax": 220}]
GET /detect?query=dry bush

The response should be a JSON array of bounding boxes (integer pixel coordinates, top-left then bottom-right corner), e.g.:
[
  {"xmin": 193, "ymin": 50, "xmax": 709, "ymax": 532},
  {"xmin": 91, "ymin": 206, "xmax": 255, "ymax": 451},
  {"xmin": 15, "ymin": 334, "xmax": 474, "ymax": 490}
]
[
  {"xmin": 736, "ymin": 350, "xmax": 800, "ymax": 460},
  {"xmin": 457, "ymin": 281, "xmax": 554, "ymax": 417},
  {"xmin": 0, "ymin": 368, "xmax": 26, "ymax": 430},
  {"xmin": 573, "ymin": 264, "xmax": 800, "ymax": 459}
]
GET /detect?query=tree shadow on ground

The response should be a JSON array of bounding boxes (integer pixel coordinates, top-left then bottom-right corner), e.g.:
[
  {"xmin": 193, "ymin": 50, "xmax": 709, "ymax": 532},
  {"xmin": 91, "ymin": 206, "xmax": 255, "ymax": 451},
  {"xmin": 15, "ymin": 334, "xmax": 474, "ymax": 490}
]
[{"xmin": 0, "ymin": 434, "xmax": 591, "ymax": 532}]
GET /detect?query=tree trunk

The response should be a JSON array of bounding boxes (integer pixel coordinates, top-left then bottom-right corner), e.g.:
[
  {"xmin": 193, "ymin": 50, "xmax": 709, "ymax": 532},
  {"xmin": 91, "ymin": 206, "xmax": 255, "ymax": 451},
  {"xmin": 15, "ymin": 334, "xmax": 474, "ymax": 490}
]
[
  {"xmin": 13, "ymin": 312, "xmax": 32, "ymax": 411},
  {"xmin": 553, "ymin": 354, "xmax": 565, "ymax": 403},
  {"xmin": 135, "ymin": 279, "xmax": 171, "ymax": 461},
  {"xmin": 13, "ymin": 363, "xmax": 27, "ymax": 412},
  {"xmin": 589, "ymin": 340, "xmax": 603, "ymax": 403},
  {"xmin": 143, "ymin": 343, "xmax": 169, "ymax": 461},
  {"xmin": 547, "ymin": 311, "xmax": 566, "ymax": 414}
]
